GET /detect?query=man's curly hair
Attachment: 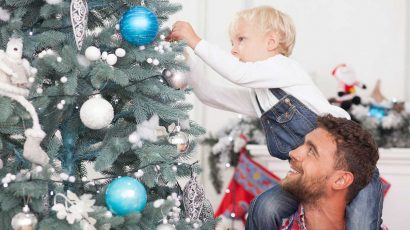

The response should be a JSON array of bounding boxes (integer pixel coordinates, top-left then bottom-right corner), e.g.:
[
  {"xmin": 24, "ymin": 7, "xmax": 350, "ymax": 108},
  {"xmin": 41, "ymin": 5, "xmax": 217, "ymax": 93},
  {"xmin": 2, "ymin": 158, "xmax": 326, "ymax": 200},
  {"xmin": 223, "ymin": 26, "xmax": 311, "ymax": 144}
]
[{"xmin": 317, "ymin": 115, "xmax": 379, "ymax": 203}]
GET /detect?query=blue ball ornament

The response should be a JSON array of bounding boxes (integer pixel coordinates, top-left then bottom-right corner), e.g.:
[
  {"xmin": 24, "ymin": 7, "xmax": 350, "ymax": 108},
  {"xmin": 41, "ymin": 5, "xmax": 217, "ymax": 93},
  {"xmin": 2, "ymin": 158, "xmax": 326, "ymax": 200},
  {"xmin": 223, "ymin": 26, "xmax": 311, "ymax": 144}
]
[
  {"xmin": 369, "ymin": 104, "xmax": 388, "ymax": 120},
  {"xmin": 105, "ymin": 176, "xmax": 147, "ymax": 216},
  {"xmin": 120, "ymin": 6, "xmax": 159, "ymax": 46}
]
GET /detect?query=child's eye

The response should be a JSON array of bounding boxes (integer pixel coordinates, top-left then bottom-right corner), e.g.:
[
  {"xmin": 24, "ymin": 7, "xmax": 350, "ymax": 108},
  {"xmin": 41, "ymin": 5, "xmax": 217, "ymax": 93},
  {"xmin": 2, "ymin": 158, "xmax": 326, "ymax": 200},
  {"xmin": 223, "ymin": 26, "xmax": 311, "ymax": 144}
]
[{"xmin": 238, "ymin": 37, "xmax": 245, "ymax": 42}]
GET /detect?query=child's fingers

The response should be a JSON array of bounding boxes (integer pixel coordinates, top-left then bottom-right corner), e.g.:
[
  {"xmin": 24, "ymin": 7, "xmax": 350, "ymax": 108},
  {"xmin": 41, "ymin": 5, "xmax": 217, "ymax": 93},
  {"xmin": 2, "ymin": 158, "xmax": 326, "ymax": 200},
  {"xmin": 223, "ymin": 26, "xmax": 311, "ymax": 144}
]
[{"xmin": 166, "ymin": 30, "xmax": 181, "ymax": 42}]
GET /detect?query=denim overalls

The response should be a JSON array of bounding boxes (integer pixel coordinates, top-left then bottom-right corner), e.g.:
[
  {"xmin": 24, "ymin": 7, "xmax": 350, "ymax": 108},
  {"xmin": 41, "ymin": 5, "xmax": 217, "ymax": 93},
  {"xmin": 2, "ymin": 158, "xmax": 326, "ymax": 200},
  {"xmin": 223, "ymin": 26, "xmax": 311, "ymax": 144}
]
[
  {"xmin": 256, "ymin": 88, "xmax": 317, "ymax": 160},
  {"xmin": 246, "ymin": 88, "xmax": 384, "ymax": 230}
]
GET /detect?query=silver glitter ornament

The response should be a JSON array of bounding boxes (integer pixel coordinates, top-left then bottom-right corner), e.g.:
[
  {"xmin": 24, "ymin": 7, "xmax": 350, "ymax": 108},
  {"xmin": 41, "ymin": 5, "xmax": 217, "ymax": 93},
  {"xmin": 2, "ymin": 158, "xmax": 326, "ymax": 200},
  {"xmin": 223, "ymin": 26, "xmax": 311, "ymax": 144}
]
[
  {"xmin": 168, "ymin": 125, "xmax": 189, "ymax": 153},
  {"xmin": 162, "ymin": 69, "xmax": 188, "ymax": 90},
  {"xmin": 11, "ymin": 205, "xmax": 38, "ymax": 230},
  {"xmin": 183, "ymin": 173, "xmax": 205, "ymax": 221},
  {"xmin": 199, "ymin": 198, "xmax": 214, "ymax": 223},
  {"xmin": 70, "ymin": 0, "xmax": 88, "ymax": 50}
]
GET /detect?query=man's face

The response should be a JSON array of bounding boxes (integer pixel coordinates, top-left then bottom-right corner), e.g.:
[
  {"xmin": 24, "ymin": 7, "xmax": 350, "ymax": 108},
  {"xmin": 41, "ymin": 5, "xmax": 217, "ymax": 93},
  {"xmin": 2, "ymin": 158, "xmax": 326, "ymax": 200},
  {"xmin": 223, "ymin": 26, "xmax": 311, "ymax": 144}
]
[
  {"xmin": 281, "ymin": 128, "xmax": 338, "ymax": 203},
  {"xmin": 230, "ymin": 19, "xmax": 272, "ymax": 62}
]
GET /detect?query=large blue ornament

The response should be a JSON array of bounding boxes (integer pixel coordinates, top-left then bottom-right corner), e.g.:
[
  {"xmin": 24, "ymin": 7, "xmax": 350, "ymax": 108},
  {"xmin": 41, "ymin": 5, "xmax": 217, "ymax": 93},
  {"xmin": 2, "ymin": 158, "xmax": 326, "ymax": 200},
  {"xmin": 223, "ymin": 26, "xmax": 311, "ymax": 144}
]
[
  {"xmin": 105, "ymin": 176, "xmax": 147, "ymax": 216},
  {"xmin": 119, "ymin": 6, "xmax": 159, "ymax": 46}
]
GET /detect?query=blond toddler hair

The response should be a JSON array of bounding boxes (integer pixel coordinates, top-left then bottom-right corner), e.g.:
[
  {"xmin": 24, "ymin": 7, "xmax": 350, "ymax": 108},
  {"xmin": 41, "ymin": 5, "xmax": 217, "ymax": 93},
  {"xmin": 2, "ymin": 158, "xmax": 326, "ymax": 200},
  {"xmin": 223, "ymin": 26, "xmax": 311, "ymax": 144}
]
[{"xmin": 229, "ymin": 6, "xmax": 296, "ymax": 56}]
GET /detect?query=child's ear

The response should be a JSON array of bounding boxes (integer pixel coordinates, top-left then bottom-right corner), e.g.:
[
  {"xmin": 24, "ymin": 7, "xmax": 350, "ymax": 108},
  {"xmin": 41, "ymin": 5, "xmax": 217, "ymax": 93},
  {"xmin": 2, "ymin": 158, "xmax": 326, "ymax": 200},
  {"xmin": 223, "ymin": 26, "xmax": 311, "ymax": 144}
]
[
  {"xmin": 267, "ymin": 32, "xmax": 279, "ymax": 52},
  {"xmin": 332, "ymin": 171, "xmax": 354, "ymax": 190}
]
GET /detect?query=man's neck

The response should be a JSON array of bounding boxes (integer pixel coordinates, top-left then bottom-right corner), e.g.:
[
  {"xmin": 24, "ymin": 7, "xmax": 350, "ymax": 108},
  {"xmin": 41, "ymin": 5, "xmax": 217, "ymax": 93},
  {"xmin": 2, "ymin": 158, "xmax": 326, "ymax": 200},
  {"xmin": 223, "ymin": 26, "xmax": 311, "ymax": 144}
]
[{"xmin": 302, "ymin": 197, "xmax": 346, "ymax": 230}]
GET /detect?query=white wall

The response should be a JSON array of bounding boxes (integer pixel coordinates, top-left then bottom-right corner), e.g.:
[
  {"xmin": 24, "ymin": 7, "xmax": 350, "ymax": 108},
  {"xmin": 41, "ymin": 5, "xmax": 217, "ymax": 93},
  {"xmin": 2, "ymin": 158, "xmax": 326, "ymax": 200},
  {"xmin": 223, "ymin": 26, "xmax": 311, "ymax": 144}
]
[{"xmin": 172, "ymin": 0, "xmax": 410, "ymax": 223}]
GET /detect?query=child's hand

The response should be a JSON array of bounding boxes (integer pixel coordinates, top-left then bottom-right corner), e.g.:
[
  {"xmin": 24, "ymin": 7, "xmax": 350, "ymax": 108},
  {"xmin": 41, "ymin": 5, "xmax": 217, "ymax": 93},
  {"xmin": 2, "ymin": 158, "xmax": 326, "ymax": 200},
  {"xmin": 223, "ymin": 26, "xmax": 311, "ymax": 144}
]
[{"xmin": 168, "ymin": 21, "xmax": 201, "ymax": 49}]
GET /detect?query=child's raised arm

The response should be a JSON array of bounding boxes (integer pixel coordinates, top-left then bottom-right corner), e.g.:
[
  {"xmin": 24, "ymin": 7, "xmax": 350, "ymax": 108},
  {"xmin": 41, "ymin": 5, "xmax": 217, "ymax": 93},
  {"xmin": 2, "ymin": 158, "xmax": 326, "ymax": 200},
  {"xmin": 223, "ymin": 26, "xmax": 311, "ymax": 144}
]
[{"xmin": 186, "ymin": 52, "xmax": 257, "ymax": 117}]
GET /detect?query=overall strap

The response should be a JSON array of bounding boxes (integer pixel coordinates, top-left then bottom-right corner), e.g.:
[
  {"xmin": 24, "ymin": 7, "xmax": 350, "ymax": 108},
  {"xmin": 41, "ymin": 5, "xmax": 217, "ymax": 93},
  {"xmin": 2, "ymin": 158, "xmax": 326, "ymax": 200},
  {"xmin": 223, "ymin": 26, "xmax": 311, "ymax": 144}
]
[
  {"xmin": 269, "ymin": 88, "xmax": 288, "ymax": 100},
  {"xmin": 255, "ymin": 88, "xmax": 289, "ymax": 114},
  {"xmin": 255, "ymin": 93, "xmax": 265, "ymax": 114}
]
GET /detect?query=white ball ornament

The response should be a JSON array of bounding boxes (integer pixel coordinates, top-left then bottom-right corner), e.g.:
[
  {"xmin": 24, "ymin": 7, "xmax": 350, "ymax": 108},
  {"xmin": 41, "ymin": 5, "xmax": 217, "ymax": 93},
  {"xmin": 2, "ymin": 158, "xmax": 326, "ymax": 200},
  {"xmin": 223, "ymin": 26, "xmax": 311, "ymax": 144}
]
[
  {"xmin": 85, "ymin": 46, "xmax": 101, "ymax": 61},
  {"xmin": 60, "ymin": 76, "xmax": 68, "ymax": 83},
  {"xmin": 115, "ymin": 48, "xmax": 126, "ymax": 57},
  {"xmin": 105, "ymin": 211, "xmax": 113, "ymax": 218},
  {"xmin": 56, "ymin": 57, "xmax": 62, "ymax": 62},
  {"xmin": 45, "ymin": 0, "xmax": 63, "ymax": 5},
  {"xmin": 68, "ymin": 176, "xmax": 76, "ymax": 183},
  {"xmin": 101, "ymin": 51, "xmax": 108, "ymax": 60},
  {"xmin": 36, "ymin": 88, "xmax": 43, "ymax": 94},
  {"xmin": 153, "ymin": 59, "xmax": 159, "ymax": 66},
  {"xmin": 28, "ymin": 77, "xmax": 35, "ymax": 83},
  {"xmin": 156, "ymin": 224, "xmax": 175, "ymax": 230},
  {"xmin": 80, "ymin": 96, "xmax": 114, "ymax": 129},
  {"xmin": 106, "ymin": 54, "xmax": 118, "ymax": 66},
  {"xmin": 134, "ymin": 169, "xmax": 144, "ymax": 178}
]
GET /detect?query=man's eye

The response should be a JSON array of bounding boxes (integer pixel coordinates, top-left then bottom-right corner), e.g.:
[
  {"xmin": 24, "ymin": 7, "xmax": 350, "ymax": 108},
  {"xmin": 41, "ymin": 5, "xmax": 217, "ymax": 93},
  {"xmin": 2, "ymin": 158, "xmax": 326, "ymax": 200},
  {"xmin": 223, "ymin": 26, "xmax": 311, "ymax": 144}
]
[{"xmin": 307, "ymin": 146, "xmax": 313, "ymax": 154}]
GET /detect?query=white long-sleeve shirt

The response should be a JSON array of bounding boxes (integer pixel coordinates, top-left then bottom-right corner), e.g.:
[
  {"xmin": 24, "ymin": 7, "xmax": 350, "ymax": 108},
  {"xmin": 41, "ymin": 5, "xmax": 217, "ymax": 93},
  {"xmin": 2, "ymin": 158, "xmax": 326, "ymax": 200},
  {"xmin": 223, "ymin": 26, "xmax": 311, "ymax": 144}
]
[{"xmin": 188, "ymin": 40, "xmax": 350, "ymax": 119}]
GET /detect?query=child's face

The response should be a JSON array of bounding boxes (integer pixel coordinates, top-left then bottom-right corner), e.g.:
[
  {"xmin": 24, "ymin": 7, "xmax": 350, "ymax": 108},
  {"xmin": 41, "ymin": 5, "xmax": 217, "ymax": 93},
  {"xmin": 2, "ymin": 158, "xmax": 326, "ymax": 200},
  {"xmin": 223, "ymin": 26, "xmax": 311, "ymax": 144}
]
[{"xmin": 230, "ymin": 19, "xmax": 275, "ymax": 62}]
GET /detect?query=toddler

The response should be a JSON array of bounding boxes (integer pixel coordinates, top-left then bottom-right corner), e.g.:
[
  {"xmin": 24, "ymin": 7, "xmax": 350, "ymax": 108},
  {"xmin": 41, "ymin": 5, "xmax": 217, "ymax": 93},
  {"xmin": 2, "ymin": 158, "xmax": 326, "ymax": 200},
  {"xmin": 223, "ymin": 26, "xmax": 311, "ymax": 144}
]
[{"xmin": 169, "ymin": 6, "xmax": 383, "ymax": 230}]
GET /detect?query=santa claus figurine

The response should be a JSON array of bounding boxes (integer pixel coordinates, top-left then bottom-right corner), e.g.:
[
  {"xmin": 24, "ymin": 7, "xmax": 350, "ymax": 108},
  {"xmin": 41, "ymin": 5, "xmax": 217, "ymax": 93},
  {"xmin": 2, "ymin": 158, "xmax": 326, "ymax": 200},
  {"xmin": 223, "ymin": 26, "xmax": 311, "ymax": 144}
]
[{"xmin": 331, "ymin": 64, "xmax": 366, "ymax": 110}]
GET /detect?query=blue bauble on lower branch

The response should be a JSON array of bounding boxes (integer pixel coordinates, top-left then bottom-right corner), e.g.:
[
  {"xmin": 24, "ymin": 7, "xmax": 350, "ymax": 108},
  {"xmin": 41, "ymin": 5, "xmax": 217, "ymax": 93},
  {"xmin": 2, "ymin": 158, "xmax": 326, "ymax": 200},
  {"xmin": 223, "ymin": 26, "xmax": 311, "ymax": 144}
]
[
  {"xmin": 105, "ymin": 176, "xmax": 147, "ymax": 216},
  {"xmin": 119, "ymin": 6, "xmax": 159, "ymax": 46}
]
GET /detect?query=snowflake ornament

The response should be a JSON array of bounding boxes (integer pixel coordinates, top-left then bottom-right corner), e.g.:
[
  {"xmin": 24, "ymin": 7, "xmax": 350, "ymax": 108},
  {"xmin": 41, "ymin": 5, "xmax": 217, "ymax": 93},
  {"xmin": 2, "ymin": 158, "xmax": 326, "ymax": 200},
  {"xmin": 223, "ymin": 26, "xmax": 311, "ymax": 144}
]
[{"xmin": 51, "ymin": 191, "xmax": 96, "ymax": 228}]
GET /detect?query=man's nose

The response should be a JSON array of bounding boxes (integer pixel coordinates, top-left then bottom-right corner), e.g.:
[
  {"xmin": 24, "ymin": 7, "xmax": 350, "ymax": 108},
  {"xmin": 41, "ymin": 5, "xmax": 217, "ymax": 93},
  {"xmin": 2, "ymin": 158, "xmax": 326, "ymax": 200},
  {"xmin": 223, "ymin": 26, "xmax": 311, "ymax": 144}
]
[{"xmin": 289, "ymin": 147, "xmax": 303, "ymax": 162}]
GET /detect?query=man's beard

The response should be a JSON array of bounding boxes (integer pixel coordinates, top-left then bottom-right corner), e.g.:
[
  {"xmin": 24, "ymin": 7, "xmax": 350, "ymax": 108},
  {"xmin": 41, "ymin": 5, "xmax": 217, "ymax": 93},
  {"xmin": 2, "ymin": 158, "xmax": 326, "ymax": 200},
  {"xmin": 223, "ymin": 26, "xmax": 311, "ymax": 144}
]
[{"xmin": 281, "ymin": 173, "xmax": 327, "ymax": 203}]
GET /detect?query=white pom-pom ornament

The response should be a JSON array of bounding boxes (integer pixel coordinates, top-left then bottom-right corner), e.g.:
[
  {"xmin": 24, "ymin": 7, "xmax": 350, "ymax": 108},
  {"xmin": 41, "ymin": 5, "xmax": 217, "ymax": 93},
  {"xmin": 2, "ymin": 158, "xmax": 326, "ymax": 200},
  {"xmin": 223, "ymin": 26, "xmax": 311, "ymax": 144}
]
[
  {"xmin": 45, "ymin": 0, "xmax": 63, "ymax": 4},
  {"xmin": 106, "ymin": 54, "xmax": 118, "ymax": 66},
  {"xmin": 115, "ymin": 48, "xmax": 126, "ymax": 57},
  {"xmin": 80, "ymin": 96, "xmax": 114, "ymax": 129},
  {"xmin": 85, "ymin": 46, "xmax": 101, "ymax": 61},
  {"xmin": 156, "ymin": 224, "xmax": 175, "ymax": 230},
  {"xmin": 101, "ymin": 51, "xmax": 108, "ymax": 60}
]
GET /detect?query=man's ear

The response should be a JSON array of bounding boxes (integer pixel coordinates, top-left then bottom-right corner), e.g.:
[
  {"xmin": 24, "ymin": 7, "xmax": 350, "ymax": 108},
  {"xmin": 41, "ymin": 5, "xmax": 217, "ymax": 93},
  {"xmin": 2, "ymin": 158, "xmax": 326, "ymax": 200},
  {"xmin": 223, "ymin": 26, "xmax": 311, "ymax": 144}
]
[
  {"xmin": 267, "ymin": 32, "xmax": 279, "ymax": 52},
  {"xmin": 332, "ymin": 171, "xmax": 354, "ymax": 190}
]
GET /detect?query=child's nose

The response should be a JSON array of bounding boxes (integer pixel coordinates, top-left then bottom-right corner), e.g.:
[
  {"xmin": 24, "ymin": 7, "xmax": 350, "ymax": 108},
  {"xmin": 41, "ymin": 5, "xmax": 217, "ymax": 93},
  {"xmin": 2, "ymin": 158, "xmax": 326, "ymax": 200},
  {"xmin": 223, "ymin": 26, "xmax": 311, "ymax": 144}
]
[{"xmin": 231, "ymin": 47, "xmax": 238, "ymax": 56}]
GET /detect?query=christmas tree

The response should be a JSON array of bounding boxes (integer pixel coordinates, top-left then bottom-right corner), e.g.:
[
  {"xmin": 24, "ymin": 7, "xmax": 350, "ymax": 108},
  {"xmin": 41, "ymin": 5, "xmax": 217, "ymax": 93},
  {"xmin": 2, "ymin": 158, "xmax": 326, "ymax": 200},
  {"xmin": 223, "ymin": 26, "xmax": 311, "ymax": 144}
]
[{"xmin": 0, "ymin": 0, "xmax": 215, "ymax": 229}]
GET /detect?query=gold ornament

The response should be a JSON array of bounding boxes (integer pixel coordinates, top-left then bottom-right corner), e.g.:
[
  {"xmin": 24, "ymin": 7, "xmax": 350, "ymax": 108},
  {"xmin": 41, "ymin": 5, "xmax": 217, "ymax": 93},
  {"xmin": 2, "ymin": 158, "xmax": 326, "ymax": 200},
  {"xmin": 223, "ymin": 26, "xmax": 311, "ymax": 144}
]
[
  {"xmin": 11, "ymin": 205, "xmax": 38, "ymax": 230},
  {"xmin": 168, "ymin": 125, "xmax": 189, "ymax": 153}
]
